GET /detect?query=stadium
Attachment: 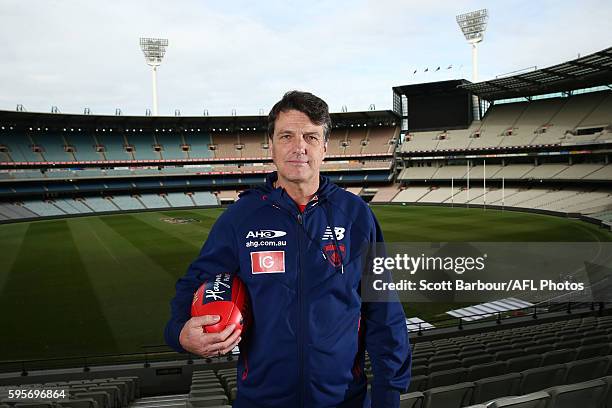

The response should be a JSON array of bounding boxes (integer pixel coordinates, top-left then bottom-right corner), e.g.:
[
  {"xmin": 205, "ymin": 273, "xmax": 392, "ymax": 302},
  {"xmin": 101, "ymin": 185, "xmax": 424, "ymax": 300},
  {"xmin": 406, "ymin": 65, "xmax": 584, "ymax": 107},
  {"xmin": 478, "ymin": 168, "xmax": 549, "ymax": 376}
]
[{"xmin": 1, "ymin": 3, "xmax": 612, "ymax": 408}]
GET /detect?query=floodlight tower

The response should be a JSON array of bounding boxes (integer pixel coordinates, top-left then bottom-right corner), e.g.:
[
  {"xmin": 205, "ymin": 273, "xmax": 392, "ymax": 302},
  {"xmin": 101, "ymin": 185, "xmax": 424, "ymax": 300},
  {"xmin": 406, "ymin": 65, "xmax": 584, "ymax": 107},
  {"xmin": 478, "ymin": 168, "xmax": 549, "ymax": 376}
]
[
  {"xmin": 139, "ymin": 37, "xmax": 168, "ymax": 116},
  {"xmin": 456, "ymin": 9, "xmax": 488, "ymax": 82}
]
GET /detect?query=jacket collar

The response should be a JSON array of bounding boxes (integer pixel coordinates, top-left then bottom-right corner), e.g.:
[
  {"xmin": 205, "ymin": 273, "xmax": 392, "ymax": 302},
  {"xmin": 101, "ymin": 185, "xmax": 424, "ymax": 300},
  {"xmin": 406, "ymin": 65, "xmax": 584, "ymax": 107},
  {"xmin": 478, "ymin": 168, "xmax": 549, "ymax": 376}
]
[{"xmin": 262, "ymin": 171, "xmax": 337, "ymax": 203}]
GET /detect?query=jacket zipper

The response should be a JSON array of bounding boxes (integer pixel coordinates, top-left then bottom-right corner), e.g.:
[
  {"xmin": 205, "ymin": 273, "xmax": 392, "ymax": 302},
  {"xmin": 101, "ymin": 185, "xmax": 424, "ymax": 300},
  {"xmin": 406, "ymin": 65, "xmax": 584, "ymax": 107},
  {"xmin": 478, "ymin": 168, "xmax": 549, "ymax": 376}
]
[
  {"xmin": 271, "ymin": 200, "xmax": 317, "ymax": 407},
  {"xmin": 297, "ymin": 212, "xmax": 305, "ymax": 408}
]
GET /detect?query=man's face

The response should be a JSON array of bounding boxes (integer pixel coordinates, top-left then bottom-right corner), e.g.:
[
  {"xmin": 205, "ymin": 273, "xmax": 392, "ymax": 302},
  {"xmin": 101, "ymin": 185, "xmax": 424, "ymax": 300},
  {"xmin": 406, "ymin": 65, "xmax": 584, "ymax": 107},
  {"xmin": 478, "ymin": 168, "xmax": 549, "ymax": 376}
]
[{"xmin": 270, "ymin": 109, "xmax": 326, "ymax": 185}]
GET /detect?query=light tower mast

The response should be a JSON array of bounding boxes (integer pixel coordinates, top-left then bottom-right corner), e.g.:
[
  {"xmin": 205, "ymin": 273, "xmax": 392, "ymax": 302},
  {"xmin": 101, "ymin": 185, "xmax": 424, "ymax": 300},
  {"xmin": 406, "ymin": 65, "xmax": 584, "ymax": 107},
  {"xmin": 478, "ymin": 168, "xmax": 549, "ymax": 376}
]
[
  {"xmin": 456, "ymin": 9, "xmax": 488, "ymax": 82},
  {"xmin": 139, "ymin": 37, "xmax": 168, "ymax": 116},
  {"xmin": 456, "ymin": 9, "xmax": 488, "ymax": 120}
]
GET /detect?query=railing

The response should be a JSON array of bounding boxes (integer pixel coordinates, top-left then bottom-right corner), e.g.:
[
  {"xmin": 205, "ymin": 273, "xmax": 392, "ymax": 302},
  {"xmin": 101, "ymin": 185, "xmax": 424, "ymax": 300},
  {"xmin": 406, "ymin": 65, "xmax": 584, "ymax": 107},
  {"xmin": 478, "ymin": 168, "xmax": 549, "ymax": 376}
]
[
  {"xmin": 0, "ymin": 344, "xmax": 237, "ymax": 376},
  {"xmin": 0, "ymin": 302, "xmax": 607, "ymax": 376},
  {"xmin": 408, "ymin": 301, "xmax": 607, "ymax": 337}
]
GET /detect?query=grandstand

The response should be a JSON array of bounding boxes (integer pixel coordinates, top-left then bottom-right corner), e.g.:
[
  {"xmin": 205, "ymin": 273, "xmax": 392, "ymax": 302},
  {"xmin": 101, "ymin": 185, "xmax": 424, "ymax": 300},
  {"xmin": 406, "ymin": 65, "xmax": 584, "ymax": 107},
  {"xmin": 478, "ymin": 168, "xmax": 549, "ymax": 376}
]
[
  {"xmin": 391, "ymin": 48, "xmax": 612, "ymax": 230},
  {"xmin": 0, "ymin": 109, "xmax": 398, "ymax": 222},
  {"xmin": 401, "ymin": 90, "xmax": 612, "ymax": 152}
]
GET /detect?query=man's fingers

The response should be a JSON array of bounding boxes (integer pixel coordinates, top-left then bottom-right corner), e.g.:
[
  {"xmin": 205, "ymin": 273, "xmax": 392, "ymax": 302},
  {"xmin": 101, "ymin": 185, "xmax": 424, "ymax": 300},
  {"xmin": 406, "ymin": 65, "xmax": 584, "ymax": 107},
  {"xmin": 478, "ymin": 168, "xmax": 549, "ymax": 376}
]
[
  {"xmin": 220, "ymin": 336, "xmax": 242, "ymax": 355},
  {"xmin": 216, "ymin": 328, "xmax": 241, "ymax": 350},
  {"xmin": 200, "ymin": 326, "xmax": 241, "ymax": 356},
  {"xmin": 189, "ymin": 315, "xmax": 220, "ymax": 328},
  {"xmin": 207, "ymin": 334, "xmax": 242, "ymax": 357},
  {"xmin": 206, "ymin": 324, "xmax": 237, "ymax": 343}
]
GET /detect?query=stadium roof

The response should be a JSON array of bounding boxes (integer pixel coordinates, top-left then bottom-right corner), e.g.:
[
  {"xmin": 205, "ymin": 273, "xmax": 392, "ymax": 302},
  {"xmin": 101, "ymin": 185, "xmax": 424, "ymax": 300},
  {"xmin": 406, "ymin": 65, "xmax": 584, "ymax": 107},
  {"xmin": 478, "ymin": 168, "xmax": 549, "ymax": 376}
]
[
  {"xmin": 392, "ymin": 79, "xmax": 472, "ymax": 97},
  {"xmin": 460, "ymin": 46, "xmax": 612, "ymax": 100},
  {"xmin": 0, "ymin": 109, "xmax": 398, "ymax": 131}
]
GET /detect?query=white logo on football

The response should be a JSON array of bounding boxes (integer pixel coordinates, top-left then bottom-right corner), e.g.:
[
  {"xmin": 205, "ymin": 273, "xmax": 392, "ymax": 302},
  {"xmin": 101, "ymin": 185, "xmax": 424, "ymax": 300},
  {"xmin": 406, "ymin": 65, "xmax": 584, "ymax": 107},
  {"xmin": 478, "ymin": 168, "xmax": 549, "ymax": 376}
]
[
  {"xmin": 246, "ymin": 230, "xmax": 287, "ymax": 239},
  {"xmin": 322, "ymin": 226, "xmax": 345, "ymax": 240}
]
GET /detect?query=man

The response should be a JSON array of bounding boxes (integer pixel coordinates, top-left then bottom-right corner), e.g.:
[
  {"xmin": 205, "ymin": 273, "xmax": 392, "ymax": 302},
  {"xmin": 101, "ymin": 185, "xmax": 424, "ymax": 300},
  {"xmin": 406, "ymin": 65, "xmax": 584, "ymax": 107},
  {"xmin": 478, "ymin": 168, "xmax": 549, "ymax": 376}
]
[{"xmin": 165, "ymin": 91, "xmax": 411, "ymax": 408}]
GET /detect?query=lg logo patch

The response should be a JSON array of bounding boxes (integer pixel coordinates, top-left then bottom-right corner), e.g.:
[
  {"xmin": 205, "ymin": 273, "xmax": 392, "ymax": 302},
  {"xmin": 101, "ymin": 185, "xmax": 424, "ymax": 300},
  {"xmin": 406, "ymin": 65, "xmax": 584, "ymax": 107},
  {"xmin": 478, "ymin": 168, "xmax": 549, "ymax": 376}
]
[{"xmin": 250, "ymin": 251, "xmax": 285, "ymax": 274}]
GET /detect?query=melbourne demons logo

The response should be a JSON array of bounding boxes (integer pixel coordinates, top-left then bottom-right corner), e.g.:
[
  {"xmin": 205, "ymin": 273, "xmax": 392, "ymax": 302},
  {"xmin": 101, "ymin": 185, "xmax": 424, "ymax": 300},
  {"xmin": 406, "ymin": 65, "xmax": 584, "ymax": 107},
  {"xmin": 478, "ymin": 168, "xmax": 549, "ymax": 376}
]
[
  {"xmin": 250, "ymin": 251, "xmax": 285, "ymax": 274},
  {"xmin": 323, "ymin": 244, "xmax": 346, "ymax": 267}
]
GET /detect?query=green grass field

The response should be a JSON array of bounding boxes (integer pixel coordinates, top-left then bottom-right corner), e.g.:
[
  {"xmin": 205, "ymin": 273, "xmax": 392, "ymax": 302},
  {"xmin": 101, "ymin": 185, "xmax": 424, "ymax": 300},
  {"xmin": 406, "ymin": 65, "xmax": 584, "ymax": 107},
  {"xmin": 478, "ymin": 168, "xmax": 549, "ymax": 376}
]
[{"xmin": 0, "ymin": 205, "xmax": 610, "ymax": 363}]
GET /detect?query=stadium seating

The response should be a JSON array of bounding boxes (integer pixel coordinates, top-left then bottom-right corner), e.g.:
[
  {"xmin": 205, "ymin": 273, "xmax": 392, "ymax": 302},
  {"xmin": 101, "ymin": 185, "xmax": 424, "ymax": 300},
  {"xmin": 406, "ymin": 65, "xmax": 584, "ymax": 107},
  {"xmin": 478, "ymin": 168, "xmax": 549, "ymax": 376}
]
[
  {"xmin": 124, "ymin": 133, "xmax": 159, "ymax": 161},
  {"xmin": 483, "ymin": 391, "xmax": 550, "ymax": 407},
  {"xmin": 64, "ymin": 133, "xmax": 103, "ymax": 161},
  {"xmin": 402, "ymin": 313, "xmax": 612, "ymax": 408},
  {"xmin": 30, "ymin": 132, "xmax": 73, "ymax": 162},
  {"xmin": 0, "ymin": 202, "xmax": 37, "ymax": 219},
  {"xmin": 83, "ymin": 198, "xmax": 117, "ymax": 212},
  {"xmin": 138, "ymin": 194, "xmax": 169, "ymax": 209},
  {"xmin": 547, "ymin": 379, "xmax": 607, "ymax": 407},
  {"xmin": 402, "ymin": 131, "xmax": 440, "ymax": 152},
  {"xmin": 0, "ymin": 376, "xmax": 139, "ymax": 408},
  {"xmin": 110, "ymin": 196, "xmax": 144, "ymax": 211},
  {"xmin": 1, "ymin": 314, "xmax": 610, "ymax": 408},
  {"xmin": 1, "ymin": 123, "xmax": 397, "ymax": 164},
  {"xmin": 182, "ymin": 132, "xmax": 213, "ymax": 159},
  {"xmin": 365, "ymin": 126, "xmax": 397, "ymax": 154},
  {"xmin": 423, "ymin": 382, "xmax": 474, "ymax": 407},
  {"xmin": 22, "ymin": 200, "xmax": 66, "ymax": 217},
  {"xmin": 401, "ymin": 91, "xmax": 612, "ymax": 152},
  {"xmin": 94, "ymin": 133, "xmax": 130, "ymax": 161},
  {"xmin": 343, "ymin": 128, "xmax": 368, "ymax": 156},
  {"xmin": 399, "ymin": 166, "xmax": 438, "ymax": 180},
  {"xmin": 211, "ymin": 134, "xmax": 240, "ymax": 159},
  {"xmin": 53, "ymin": 198, "xmax": 94, "ymax": 214},
  {"xmin": 399, "ymin": 163, "xmax": 612, "ymax": 183},
  {"xmin": 325, "ymin": 126, "xmax": 396, "ymax": 156},
  {"xmin": 0, "ymin": 130, "xmax": 44, "ymax": 162},
  {"xmin": 237, "ymin": 132, "xmax": 268, "ymax": 158},
  {"xmin": 155, "ymin": 133, "xmax": 186, "ymax": 160},
  {"xmin": 417, "ymin": 187, "xmax": 454, "ymax": 203},
  {"xmin": 431, "ymin": 165, "xmax": 469, "ymax": 180},
  {"xmin": 388, "ymin": 185, "xmax": 612, "ymax": 215},
  {"xmin": 165, "ymin": 192, "xmax": 195, "ymax": 207},
  {"xmin": 471, "ymin": 373, "xmax": 521, "ymax": 404},
  {"xmin": 370, "ymin": 185, "xmax": 400, "ymax": 202},
  {"xmin": 191, "ymin": 192, "xmax": 218, "ymax": 206}
]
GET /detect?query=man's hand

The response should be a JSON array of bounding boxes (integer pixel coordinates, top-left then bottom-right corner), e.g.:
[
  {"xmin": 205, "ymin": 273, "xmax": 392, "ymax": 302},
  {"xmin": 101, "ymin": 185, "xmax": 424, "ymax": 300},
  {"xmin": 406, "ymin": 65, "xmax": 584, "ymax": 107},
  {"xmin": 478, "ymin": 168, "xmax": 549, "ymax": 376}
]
[{"xmin": 179, "ymin": 315, "xmax": 242, "ymax": 357}]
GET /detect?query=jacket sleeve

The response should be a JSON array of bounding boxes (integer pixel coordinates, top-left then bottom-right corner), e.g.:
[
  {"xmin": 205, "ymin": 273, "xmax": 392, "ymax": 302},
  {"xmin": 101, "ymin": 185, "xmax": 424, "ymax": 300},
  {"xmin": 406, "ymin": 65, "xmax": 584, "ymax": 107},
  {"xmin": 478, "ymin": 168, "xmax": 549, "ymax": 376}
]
[
  {"xmin": 362, "ymin": 209, "xmax": 411, "ymax": 408},
  {"xmin": 164, "ymin": 211, "xmax": 240, "ymax": 353}
]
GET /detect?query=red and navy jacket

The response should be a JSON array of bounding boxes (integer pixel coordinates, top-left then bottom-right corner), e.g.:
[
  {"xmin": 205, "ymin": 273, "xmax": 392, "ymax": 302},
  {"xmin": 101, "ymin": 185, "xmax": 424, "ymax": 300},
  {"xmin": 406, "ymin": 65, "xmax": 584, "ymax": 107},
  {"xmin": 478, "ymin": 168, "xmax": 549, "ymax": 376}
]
[{"xmin": 165, "ymin": 172, "xmax": 411, "ymax": 408}]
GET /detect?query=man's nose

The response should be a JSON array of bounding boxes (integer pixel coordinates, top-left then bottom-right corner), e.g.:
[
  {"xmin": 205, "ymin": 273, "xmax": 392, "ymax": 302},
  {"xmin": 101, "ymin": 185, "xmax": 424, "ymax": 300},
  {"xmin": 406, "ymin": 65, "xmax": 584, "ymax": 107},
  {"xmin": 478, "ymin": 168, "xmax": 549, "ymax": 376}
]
[{"xmin": 292, "ymin": 134, "xmax": 308, "ymax": 153}]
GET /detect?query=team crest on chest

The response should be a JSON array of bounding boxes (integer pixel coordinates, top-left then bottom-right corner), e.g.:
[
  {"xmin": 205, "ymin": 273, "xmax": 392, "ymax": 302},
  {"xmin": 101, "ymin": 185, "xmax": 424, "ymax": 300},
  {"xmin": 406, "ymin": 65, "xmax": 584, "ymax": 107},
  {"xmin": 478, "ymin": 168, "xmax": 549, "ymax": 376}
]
[{"xmin": 323, "ymin": 243, "xmax": 346, "ymax": 267}]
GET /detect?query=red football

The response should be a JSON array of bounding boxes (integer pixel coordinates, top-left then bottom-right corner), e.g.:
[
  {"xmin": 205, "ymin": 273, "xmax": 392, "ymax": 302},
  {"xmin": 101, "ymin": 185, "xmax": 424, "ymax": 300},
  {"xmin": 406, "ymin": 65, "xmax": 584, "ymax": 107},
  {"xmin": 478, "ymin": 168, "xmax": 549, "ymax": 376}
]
[{"xmin": 191, "ymin": 273, "xmax": 251, "ymax": 334}]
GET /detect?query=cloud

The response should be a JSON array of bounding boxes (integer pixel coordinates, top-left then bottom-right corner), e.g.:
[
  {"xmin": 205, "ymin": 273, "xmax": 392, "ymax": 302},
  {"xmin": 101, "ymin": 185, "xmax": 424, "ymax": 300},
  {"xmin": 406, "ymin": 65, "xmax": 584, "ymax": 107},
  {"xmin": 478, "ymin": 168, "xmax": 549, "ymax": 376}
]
[{"xmin": 0, "ymin": 0, "xmax": 610, "ymax": 116}]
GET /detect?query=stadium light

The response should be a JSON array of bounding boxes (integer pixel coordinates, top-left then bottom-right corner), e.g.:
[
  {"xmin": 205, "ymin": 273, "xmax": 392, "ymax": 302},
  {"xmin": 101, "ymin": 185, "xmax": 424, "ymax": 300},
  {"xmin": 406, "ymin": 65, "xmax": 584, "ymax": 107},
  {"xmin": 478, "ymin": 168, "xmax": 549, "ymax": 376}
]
[
  {"xmin": 140, "ymin": 37, "xmax": 169, "ymax": 116},
  {"xmin": 456, "ymin": 9, "xmax": 488, "ymax": 82}
]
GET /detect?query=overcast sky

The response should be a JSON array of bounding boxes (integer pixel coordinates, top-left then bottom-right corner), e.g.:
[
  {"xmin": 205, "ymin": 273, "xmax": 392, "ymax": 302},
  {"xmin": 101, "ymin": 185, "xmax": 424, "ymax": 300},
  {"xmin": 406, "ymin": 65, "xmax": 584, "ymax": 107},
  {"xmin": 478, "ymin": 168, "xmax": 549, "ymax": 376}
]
[{"xmin": 1, "ymin": 0, "xmax": 610, "ymax": 117}]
